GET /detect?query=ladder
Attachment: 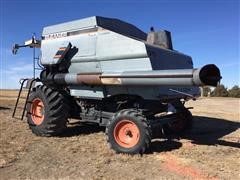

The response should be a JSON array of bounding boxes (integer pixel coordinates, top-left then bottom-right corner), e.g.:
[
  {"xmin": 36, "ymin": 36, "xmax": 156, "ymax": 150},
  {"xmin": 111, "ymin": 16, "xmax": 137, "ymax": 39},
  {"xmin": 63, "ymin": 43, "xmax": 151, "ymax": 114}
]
[{"xmin": 12, "ymin": 78, "xmax": 40, "ymax": 120}]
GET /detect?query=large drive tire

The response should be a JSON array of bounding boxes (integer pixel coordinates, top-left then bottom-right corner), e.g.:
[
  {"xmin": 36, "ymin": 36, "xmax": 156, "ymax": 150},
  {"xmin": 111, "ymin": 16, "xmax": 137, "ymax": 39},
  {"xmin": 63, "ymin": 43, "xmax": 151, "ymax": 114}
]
[
  {"xmin": 27, "ymin": 85, "xmax": 69, "ymax": 136},
  {"xmin": 164, "ymin": 108, "xmax": 193, "ymax": 135},
  {"xmin": 106, "ymin": 109, "xmax": 152, "ymax": 154}
]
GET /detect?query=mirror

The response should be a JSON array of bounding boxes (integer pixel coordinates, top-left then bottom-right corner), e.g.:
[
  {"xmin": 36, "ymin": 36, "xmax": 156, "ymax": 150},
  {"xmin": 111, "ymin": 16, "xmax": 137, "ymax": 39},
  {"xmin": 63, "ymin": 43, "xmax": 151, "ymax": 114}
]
[{"xmin": 12, "ymin": 44, "xmax": 19, "ymax": 55}]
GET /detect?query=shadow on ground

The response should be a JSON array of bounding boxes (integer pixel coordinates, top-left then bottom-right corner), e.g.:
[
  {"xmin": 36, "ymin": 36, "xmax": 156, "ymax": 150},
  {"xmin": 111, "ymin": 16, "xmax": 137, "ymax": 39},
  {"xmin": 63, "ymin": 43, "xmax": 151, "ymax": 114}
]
[
  {"xmin": 184, "ymin": 116, "xmax": 240, "ymax": 148},
  {"xmin": 0, "ymin": 106, "xmax": 11, "ymax": 110},
  {"xmin": 60, "ymin": 123, "xmax": 105, "ymax": 137},
  {"xmin": 148, "ymin": 140, "xmax": 182, "ymax": 154},
  {"xmin": 55, "ymin": 115, "xmax": 240, "ymax": 152}
]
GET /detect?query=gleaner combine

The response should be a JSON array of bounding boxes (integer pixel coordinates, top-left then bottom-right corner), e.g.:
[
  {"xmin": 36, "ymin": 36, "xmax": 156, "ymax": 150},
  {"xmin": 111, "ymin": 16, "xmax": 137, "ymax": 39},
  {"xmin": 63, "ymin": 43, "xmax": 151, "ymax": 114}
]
[{"xmin": 12, "ymin": 16, "xmax": 221, "ymax": 154}]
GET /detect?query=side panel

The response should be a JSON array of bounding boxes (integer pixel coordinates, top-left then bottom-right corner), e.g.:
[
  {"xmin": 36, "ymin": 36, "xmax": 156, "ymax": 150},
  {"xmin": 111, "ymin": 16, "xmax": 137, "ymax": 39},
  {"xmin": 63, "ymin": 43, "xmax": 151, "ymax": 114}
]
[
  {"xmin": 70, "ymin": 85, "xmax": 105, "ymax": 99},
  {"xmin": 68, "ymin": 29, "xmax": 152, "ymax": 99},
  {"xmin": 41, "ymin": 33, "xmax": 97, "ymax": 65},
  {"xmin": 69, "ymin": 61, "xmax": 101, "ymax": 74},
  {"xmin": 97, "ymin": 30, "xmax": 150, "ymax": 72}
]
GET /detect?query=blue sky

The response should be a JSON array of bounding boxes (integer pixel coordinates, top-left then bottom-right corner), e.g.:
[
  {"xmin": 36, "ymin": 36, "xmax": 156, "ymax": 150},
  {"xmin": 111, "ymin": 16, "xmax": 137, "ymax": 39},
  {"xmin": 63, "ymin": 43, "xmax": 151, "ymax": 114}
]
[{"xmin": 0, "ymin": 0, "xmax": 239, "ymax": 89}]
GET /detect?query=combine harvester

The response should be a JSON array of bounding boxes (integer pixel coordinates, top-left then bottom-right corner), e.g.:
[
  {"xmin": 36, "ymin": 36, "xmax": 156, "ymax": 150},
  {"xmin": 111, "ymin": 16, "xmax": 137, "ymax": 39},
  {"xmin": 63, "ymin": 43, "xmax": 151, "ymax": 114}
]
[{"xmin": 12, "ymin": 16, "xmax": 221, "ymax": 154}]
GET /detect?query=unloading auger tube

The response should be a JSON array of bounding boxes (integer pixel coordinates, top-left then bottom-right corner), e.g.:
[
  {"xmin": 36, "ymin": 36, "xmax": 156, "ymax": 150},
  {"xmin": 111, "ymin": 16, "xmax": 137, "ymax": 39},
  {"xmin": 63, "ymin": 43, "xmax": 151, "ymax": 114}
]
[{"xmin": 42, "ymin": 64, "xmax": 221, "ymax": 87}]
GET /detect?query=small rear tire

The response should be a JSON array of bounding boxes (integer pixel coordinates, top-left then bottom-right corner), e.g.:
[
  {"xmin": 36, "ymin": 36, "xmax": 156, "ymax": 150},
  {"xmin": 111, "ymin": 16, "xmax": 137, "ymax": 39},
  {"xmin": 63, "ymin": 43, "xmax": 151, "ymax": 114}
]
[
  {"xmin": 106, "ymin": 109, "xmax": 152, "ymax": 154},
  {"xmin": 27, "ymin": 85, "xmax": 69, "ymax": 136}
]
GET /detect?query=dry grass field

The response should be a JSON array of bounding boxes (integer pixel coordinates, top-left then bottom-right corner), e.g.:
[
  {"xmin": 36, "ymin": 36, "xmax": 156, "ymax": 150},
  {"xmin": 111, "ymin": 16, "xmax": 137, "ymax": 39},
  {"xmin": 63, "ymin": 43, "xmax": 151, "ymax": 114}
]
[{"xmin": 0, "ymin": 90, "xmax": 239, "ymax": 179}]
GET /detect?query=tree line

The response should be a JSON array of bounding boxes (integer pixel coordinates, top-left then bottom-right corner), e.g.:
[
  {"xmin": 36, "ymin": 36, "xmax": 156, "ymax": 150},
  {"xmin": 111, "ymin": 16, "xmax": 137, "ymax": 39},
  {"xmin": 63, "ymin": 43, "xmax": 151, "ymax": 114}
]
[{"xmin": 202, "ymin": 85, "xmax": 240, "ymax": 98}]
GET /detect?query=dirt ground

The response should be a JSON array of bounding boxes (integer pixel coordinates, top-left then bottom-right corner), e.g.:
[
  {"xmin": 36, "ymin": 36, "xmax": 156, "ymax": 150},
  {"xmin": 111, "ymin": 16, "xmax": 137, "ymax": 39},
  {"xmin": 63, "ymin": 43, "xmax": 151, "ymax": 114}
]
[{"xmin": 0, "ymin": 90, "xmax": 239, "ymax": 180}]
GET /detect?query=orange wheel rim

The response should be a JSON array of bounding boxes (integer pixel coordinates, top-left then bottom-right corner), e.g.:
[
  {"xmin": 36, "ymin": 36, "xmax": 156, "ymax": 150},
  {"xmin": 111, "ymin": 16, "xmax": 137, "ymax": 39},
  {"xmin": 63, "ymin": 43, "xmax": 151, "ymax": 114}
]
[
  {"xmin": 113, "ymin": 119, "xmax": 140, "ymax": 148},
  {"xmin": 31, "ymin": 98, "xmax": 45, "ymax": 125}
]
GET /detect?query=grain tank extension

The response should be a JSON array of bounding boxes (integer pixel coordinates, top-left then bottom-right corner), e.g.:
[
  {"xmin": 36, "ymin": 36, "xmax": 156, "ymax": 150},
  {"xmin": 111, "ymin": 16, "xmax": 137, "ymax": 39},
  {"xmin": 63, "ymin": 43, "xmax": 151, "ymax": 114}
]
[{"xmin": 12, "ymin": 16, "xmax": 221, "ymax": 154}]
